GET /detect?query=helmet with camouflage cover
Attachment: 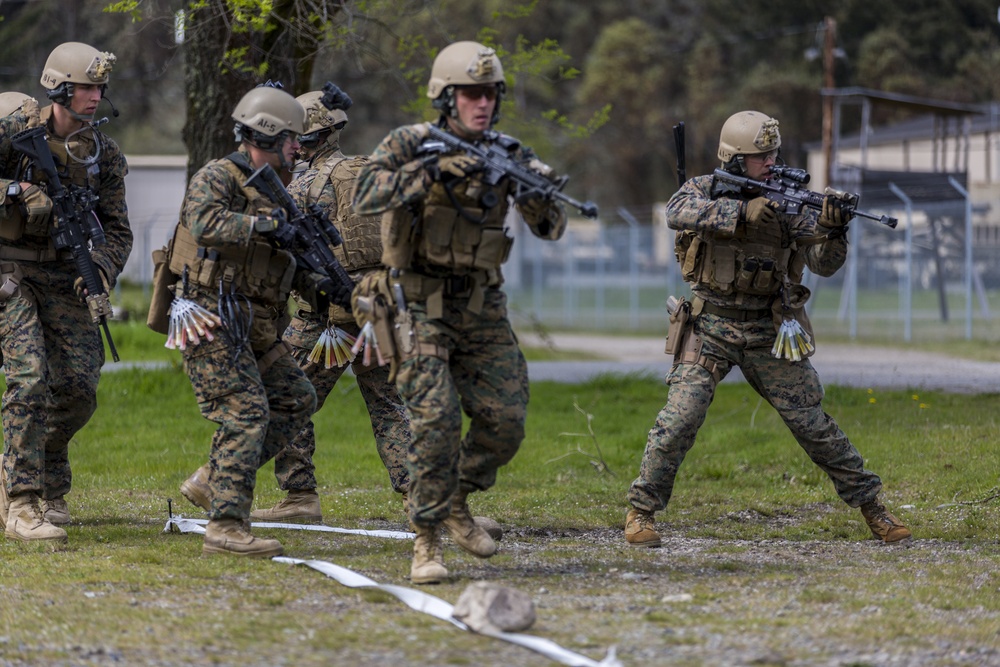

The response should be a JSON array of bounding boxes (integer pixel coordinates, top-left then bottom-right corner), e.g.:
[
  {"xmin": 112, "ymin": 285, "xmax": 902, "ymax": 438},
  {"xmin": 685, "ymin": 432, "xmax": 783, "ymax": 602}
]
[
  {"xmin": 0, "ymin": 92, "xmax": 33, "ymax": 117},
  {"xmin": 40, "ymin": 42, "xmax": 116, "ymax": 116},
  {"xmin": 427, "ymin": 41, "xmax": 506, "ymax": 125},
  {"xmin": 296, "ymin": 90, "xmax": 348, "ymax": 150},
  {"xmin": 718, "ymin": 110, "xmax": 781, "ymax": 173},
  {"xmin": 232, "ymin": 86, "xmax": 307, "ymax": 150}
]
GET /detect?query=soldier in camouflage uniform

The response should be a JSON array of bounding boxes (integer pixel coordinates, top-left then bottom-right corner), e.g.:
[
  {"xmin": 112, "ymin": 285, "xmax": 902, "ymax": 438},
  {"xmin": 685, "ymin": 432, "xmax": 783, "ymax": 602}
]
[
  {"xmin": 171, "ymin": 86, "xmax": 319, "ymax": 557},
  {"xmin": 354, "ymin": 41, "xmax": 567, "ymax": 584},
  {"xmin": 0, "ymin": 43, "xmax": 132, "ymax": 545},
  {"xmin": 625, "ymin": 111, "xmax": 911, "ymax": 548},
  {"xmin": 248, "ymin": 88, "xmax": 410, "ymax": 522}
]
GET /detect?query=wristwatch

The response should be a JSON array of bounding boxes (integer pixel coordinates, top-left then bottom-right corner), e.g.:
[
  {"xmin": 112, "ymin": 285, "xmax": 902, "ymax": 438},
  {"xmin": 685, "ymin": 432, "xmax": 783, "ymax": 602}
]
[{"xmin": 5, "ymin": 182, "xmax": 21, "ymax": 198}]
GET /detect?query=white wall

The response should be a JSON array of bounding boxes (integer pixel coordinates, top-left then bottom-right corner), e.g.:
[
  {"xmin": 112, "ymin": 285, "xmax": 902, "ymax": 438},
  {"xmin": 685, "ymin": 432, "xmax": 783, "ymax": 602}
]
[{"xmin": 121, "ymin": 155, "xmax": 187, "ymax": 283}]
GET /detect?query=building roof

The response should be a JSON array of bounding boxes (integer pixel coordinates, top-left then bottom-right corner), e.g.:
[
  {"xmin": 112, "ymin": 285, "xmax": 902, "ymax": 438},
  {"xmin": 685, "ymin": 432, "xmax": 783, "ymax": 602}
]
[{"xmin": 806, "ymin": 89, "xmax": 999, "ymax": 150}]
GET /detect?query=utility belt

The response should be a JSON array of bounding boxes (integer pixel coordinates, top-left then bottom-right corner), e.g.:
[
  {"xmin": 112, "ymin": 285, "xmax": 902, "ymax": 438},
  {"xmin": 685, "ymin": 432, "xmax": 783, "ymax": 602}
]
[
  {"xmin": 394, "ymin": 268, "xmax": 501, "ymax": 319},
  {"xmin": 698, "ymin": 301, "xmax": 771, "ymax": 322},
  {"xmin": 0, "ymin": 245, "xmax": 74, "ymax": 263}
]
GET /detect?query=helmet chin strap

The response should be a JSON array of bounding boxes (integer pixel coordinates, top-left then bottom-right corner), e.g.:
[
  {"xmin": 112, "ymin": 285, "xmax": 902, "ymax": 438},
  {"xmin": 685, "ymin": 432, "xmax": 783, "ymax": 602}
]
[{"xmin": 63, "ymin": 104, "xmax": 96, "ymax": 123}]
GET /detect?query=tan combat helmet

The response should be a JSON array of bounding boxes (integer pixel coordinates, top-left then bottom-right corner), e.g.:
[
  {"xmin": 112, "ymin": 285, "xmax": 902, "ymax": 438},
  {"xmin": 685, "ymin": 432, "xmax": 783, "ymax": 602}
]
[
  {"xmin": 232, "ymin": 86, "xmax": 307, "ymax": 149},
  {"xmin": 40, "ymin": 42, "xmax": 116, "ymax": 119},
  {"xmin": 427, "ymin": 41, "xmax": 506, "ymax": 124},
  {"xmin": 718, "ymin": 110, "xmax": 781, "ymax": 173},
  {"xmin": 0, "ymin": 92, "xmax": 33, "ymax": 117},
  {"xmin": 296, "ymin": 91, "xmax": 348, "ymax": 150},
  {"xmin": 41, "ymin": 41, "xmax": 116, "ymax": 90}
]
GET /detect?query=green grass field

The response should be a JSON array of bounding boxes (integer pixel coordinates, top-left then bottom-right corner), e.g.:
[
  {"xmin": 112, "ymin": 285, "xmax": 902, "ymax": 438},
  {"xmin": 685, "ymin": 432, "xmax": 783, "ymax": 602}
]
[
  {"xmin": 0, "ymin": 348, "xmax": 1000, "ymax": 665},
  {"xmin": 1, "ymin": 291, "xmax": 998, "ymax": 665}
]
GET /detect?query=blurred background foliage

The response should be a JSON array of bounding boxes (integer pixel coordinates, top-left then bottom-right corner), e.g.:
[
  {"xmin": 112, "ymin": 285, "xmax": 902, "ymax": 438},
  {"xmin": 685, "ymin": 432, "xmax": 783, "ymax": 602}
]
[{"xmin": 0, "ymin": 0, "xmax": 997, "ymax": 208}]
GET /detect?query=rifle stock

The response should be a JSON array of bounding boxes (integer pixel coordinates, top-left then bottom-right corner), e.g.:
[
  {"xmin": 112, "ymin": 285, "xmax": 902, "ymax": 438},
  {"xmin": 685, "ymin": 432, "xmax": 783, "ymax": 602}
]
[
  {"xmin": 11, "ymin": 126, "xmax": 119, "ymax": 361},
  {"xmin": 712, "ymin": 168, "xmax": 898, "ymax": 229},
  {"xmin": 421, "ymin": 125, "xmax": 599, "ymax": 219}
]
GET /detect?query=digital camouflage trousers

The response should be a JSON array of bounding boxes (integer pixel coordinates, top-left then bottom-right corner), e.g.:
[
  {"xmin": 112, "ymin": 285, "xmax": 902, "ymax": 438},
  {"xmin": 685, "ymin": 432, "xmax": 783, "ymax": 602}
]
[
  {"xmin": 279, "ymin": 313, "xmax": 410, "ymax": 493},
  {"xmin": 0, "ymin": 261, "xmax": 102, "ymax": 499},
  {"xmin": 396, "ymin": 288, "xmax": 529, "ymax": 527},
  {"xmin": 628, "ymin": 311, "xmax": 882, "ymax": 514},
  {"xmin": 182, "ymin": 303, "xmax": 316, "ymax": 521}
]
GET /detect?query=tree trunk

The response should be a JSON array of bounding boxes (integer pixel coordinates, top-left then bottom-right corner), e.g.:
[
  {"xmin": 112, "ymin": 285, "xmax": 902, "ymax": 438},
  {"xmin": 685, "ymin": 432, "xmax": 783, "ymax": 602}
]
[{"xmin": 181, "ymin": 1, "xmax": 325, "ymax": 181}]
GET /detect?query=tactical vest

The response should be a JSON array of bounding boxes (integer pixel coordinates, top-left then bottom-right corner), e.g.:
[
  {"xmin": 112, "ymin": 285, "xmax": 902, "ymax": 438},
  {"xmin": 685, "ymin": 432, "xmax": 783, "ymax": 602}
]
[
  {"xmin": 675, "ymin": 191, "xmax": 802, "ymax": 296},
  {"xmin": 166, "ymin": 155, "xmax": 295, "ymax": 306},
  {"xmin": 0, "ymin": 106, "xmax": 101, "ymax": 242},
  {"xmin": 381, "ymin": 126, "xmax": 514, "ymax": 275},
  {"xmin": 306, "ymin": 155, "xmax": 382, "ymax": 273}
]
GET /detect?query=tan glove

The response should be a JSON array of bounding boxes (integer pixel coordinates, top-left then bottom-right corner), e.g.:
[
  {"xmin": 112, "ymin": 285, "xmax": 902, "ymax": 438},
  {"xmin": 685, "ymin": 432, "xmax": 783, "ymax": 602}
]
[
  {"xmin": 74, "ymin": 268, "xmax": 111, "ymax": 302},
  {"xmin": 818, "ymin": 193, "xmax": 854, "ymax": 229},
  {"xmin": 516, "ymin": 192, "xmax": 548, "ymax": 220},
  {"xmin": 20, "ymin": 184, "xmax": 52, "ymax": 227},
  {"xmin": 741, "ymin": 196, "xmax": 779, "ymax": 226},
  {"xmin": 428, "ymin": 154, "xmax": 483, "ymax": 181}
]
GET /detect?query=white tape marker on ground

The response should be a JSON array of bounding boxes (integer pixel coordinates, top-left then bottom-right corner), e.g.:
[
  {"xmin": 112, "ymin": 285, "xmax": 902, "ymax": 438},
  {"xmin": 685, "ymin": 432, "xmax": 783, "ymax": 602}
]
[
  {"xmin": 164, "ymin": 516, "xmax": 621, "ymax": 667},
  {"xmin": 164, "ymin": 516, "xmax": 413, "ymax": 539}
]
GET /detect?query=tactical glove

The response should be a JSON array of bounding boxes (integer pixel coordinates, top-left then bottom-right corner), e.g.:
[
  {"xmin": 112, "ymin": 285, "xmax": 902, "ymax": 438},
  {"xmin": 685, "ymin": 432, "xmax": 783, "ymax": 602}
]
[
  {"xmin": 426, "ymin": 154, "xmax": 483, "ymax": 182},
  {"xmin": 741, "ymin": 197, "xmax": 779, "ymax": 226},
  {"xmin": 516, "ymin": 190, "xmax": 549, "ymax": 219},
  {"xmin": 20, "ymin": 184, "xmax": 52, "ymax": 227},
  {"xmin": 818, "ymin": 193, "xmax": 854, "ymax": 229},
  {"xmin": 73, "ymin": 267, "xmax": 110, "ymax": 302},
  {"xmin": 254, "ymin": 208, "xmax": 297, "ymax": 249}
]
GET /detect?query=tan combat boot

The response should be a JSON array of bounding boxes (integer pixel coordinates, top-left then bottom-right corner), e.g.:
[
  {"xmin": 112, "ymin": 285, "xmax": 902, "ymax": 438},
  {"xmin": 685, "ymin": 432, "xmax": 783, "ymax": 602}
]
[
  {"xmin": 180, "ymin": 464, "xmax": 211, "ymax": 511},
  {"xmin": 43, "ymin": 497, "xmax": 71, "ymax": 526},
  {"xmin": 624, "ymin": 508, "xmax": 662, "ymax": 548},
  {"xmin": 5, "ymin": 493, "xmax": 68, "ymax": 544},
  {"xmin": 250, "ymin": 489, "xmax": 322, "ymax": 523},
  {"xmin": 411, "ymin": 523, "xmax": 448, "ymax": 585},
  {"xmin": 442, "ymin": 488, "xmax": 496, "ymax": 558},
  {"xmin": 202, "ymin": 517, "xmax": 283, "ymax": 557},
  {"xmin": 860, "ymin": 498, "xmax": 912, "ymax": 543}
]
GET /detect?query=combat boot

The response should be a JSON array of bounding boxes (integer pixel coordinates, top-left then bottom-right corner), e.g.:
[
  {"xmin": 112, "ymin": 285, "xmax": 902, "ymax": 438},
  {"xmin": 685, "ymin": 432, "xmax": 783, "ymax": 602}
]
[
  {"xmin": 5, "ymin": 493, "xmax": 67, "ymax": 544},
  {"xmin": 250, "ymin": 489, "xmax": 322, "ymax": 523},
  {"xmin": 624, "ymin": 508, "xmax": 662, "ymax": 548},
  {"xmin": 43, "ymin": 496, "xmax": 70, "ymax": 526},
  {"xmin": 860, "ymin": 498, "xmax": 912, "ymax": 543},
  {"xmin": 180, "ymin": 464, "xmax": 211, "ymax": 512},
  {"xmin": 442, "ymin": 488, "xmax": 496, "ymax": 558},
  {"xmin": 411, "ymin": 523, "xmax": 448, "ymax": 585},
  {"xmin": 202, "ymin": 517, "xmax": 283, "ymax": 557}
]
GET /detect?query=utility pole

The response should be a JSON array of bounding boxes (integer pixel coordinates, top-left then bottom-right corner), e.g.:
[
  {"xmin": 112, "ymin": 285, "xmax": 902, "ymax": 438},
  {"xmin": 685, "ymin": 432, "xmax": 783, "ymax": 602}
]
[{"xmin": 821, "ymin": 16, "xmax": 836, "ymax": 188}]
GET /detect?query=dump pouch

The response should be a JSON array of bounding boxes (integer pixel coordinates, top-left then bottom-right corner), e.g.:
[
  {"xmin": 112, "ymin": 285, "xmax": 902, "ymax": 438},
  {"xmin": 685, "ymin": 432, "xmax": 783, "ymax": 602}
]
[{"xmin": 147, "ymin": 245, "xmax": 175, "ymax": 334}]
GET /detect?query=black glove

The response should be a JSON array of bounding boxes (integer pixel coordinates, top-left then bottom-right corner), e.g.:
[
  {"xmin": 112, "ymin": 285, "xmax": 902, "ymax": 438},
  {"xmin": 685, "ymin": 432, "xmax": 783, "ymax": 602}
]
[
  {"xmin": 425, "ymin": 154, "xmax": 484, "ymax": 183},
  {"xmin": 254, "ymin": 208, "xmax": 297, "ymax": 249},
  {"xmin": 327, "ymin": 280, "xmax": 354, "ymax": 311}
]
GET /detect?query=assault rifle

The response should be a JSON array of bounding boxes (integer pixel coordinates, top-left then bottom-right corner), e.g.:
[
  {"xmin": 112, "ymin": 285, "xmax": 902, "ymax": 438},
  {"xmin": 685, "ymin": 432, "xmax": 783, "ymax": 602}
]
[
  {"xmin": 419, "ymin": 124, "xmax": 599, "ymax": 219},
  {"xmin": 11, "ymin": 126, "xmax": 119, "ymax": 361},
  {"xmin": 713, "ymin": 165, "xmax": 898, "ymax": 229},
  {"xmin": 244, "ymin": 163, "xmax": 355, "ymax": 306}
]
